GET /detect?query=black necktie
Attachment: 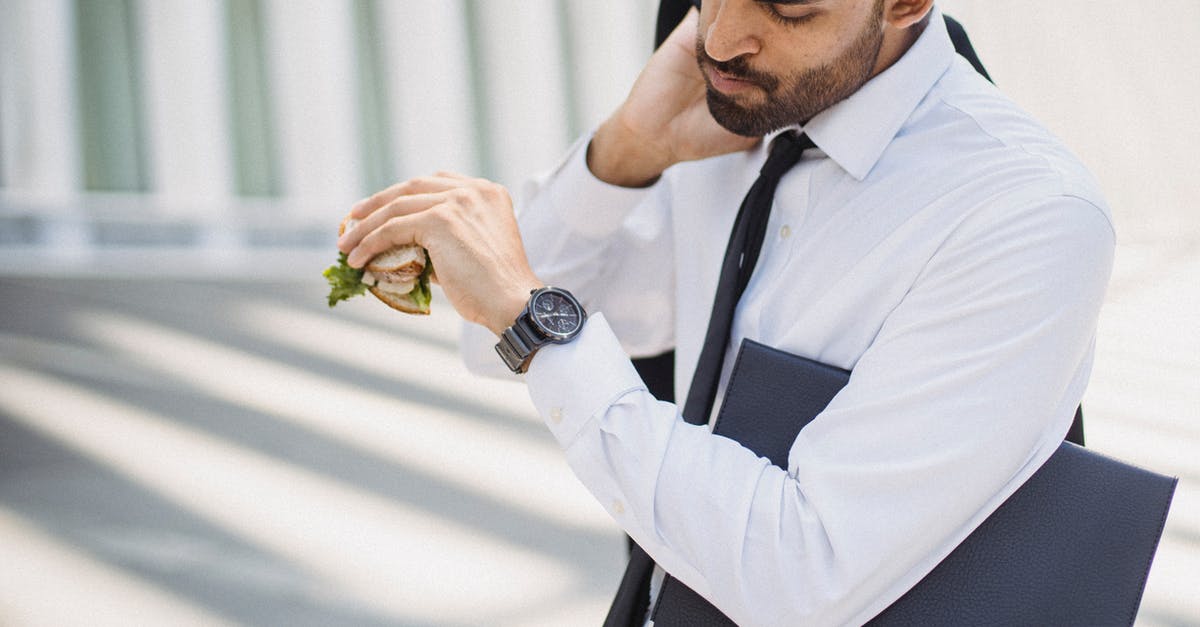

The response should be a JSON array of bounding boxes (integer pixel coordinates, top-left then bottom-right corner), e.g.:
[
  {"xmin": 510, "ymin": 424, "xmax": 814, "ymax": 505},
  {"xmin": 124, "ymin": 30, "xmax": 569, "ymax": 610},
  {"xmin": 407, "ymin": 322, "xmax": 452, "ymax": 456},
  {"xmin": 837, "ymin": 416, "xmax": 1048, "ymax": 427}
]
[
  {"xmin": 682, "ymin": 130, "xmax": 814, "ymax": 425},
  {"xmin": 603, "ymin": 131, "xmax": 813, "ymax": 627}
]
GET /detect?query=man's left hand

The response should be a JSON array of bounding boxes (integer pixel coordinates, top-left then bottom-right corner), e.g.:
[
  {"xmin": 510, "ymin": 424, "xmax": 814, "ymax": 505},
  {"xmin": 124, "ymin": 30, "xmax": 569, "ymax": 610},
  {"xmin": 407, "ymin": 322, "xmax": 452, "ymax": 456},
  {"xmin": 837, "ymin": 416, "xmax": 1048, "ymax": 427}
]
[{"xmin": 336, "ymin": 172, "xmax": 542, "ymax": 335}]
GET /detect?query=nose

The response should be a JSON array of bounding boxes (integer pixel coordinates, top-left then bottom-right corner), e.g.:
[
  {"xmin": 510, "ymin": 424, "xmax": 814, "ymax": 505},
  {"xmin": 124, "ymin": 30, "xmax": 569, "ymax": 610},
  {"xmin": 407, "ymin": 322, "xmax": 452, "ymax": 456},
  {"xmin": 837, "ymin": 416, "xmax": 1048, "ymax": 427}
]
[{"xmin": 704, "ymin": 0, "xmax": 762, "ymax": 62}]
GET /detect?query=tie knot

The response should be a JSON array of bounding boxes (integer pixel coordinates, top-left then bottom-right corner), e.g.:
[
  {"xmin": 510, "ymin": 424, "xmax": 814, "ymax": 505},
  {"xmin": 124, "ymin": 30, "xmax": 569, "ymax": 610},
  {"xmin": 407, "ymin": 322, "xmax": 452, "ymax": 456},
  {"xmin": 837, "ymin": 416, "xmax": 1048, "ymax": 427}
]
[{"xmin": 759, "ymin": 131, "xmax": 813, "ymax": 180}]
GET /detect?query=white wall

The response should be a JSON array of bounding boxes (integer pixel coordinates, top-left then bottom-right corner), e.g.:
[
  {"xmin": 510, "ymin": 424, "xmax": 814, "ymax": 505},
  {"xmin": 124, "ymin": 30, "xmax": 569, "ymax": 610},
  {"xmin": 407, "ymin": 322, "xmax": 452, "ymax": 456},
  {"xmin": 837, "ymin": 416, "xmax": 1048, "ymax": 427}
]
[
  {"xmin": 0, "ymin": 0, "xmax": 81, "ymax": 199},
  {"xmin": 937, "ymin": 1, "xmax": 1200, "ymax": 244}
]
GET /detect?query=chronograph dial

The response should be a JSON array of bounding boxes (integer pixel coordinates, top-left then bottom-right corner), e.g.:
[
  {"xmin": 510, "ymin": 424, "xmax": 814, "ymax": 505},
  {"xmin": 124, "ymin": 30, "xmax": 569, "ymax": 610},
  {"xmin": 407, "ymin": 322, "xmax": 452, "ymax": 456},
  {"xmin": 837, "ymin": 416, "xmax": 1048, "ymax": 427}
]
[
  {"xmin": 530, "ymin": 290, "xmax": 584, "ymax": 339},
  {"xmin": 495, "ymin": 287, "xmax": 587, "ymax": 373}
]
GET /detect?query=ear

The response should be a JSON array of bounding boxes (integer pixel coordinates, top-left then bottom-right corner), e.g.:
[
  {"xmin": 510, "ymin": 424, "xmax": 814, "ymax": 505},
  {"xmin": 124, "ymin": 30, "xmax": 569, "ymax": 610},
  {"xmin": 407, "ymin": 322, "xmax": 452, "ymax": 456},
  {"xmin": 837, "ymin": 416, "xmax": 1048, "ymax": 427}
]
[{"xmin": 883, "ymin": 0, "xmax": 934, "ymax": 29}]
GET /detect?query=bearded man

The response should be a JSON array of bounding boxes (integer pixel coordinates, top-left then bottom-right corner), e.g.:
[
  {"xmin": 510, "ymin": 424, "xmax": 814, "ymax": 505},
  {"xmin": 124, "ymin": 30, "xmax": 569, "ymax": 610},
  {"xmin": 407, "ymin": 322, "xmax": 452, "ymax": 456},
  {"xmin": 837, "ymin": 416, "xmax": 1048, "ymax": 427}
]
[{"xmin": 337, "ymin": 1, "xmax": 1114, "ymax": 624}]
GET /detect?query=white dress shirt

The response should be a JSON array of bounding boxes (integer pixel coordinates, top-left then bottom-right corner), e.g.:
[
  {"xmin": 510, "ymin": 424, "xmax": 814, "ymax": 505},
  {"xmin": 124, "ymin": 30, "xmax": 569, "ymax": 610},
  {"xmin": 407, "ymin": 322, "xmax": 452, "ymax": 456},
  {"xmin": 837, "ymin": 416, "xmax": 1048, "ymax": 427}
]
[{"xmin": 462, "ymin": 9, "xmax": 1114, "ymax": 626}]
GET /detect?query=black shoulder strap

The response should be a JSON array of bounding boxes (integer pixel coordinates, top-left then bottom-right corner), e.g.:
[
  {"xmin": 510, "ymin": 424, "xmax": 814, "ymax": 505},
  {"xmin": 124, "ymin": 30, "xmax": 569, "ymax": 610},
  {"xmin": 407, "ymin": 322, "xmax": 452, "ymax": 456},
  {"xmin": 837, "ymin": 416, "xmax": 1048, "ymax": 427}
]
[
  {"xmin": 655, "ymin": 0, "xmax": 699, "ymax": 50},
  {"xmin": 942, "ymin": 14, "xmax": 993, "ymax": 83}
]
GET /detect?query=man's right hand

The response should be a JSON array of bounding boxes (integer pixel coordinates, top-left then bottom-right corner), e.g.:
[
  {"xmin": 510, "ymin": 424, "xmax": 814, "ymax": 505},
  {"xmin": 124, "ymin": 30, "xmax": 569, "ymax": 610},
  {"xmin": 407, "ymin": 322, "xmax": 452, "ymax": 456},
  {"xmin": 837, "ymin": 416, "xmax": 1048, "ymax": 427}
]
[
  {"xmin": 587, "ymin": 7, "xmax": 758, "ymax": 188},
  {"xmin": 585, "ymin": 6, "xmax": 753, "ymax": 187}
]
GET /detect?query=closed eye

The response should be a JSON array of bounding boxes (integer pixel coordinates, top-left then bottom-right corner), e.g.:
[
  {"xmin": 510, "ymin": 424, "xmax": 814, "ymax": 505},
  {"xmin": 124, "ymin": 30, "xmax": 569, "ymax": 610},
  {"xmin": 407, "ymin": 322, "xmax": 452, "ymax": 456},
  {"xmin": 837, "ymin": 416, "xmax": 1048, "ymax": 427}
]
[{"xmin": 764, "ymin": 3, "xmax": 819, "ymax": 26}]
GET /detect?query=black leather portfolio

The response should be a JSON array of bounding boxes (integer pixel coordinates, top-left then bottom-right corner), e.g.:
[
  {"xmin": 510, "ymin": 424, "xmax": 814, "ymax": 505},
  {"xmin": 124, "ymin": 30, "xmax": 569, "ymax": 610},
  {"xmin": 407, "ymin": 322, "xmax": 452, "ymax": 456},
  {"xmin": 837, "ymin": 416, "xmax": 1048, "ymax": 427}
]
[{"xmin": 651, "ymin": 339, "xmax": 1177, "ymax": 626}]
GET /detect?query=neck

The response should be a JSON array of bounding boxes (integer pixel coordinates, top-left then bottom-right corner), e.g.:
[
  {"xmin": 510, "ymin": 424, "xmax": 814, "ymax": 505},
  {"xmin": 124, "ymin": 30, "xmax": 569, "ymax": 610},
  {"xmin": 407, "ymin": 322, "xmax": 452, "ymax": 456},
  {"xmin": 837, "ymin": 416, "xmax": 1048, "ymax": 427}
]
[{"xmin": 870, "ymin": 12, "xmax": 930, "ymax": 79}]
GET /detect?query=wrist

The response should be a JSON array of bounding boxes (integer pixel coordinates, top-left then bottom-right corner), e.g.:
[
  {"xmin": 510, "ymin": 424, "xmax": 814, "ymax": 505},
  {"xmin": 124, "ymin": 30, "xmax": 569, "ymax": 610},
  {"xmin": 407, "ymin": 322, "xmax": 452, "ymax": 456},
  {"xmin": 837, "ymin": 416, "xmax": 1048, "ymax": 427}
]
[
  {"xmin": 487, "ymin": 280, "xmax": 545, "ymax": 337},
  {"xmin": 587, "ymin": 114, "xmax": 672, "ymax": 188}
]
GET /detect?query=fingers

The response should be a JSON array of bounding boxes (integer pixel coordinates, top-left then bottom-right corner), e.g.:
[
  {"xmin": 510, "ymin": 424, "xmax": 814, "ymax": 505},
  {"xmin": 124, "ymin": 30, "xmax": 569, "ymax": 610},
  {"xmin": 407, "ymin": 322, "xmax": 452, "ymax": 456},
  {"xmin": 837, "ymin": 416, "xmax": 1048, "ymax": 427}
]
[
  {"xmin": 338, "ymin": 191, "xmax": 447, "ymax": 254},
  {"xmin": 345, "ymin": 210, "xmax": 427, "ymax": 268},
  {"xmin": 340, "ymin": 172, "xmax": 495, "ymax": 255},
  {"xmin": 349, "ymin": 174, "xmax": 465, "ymax": 219},
  {"xmin": 340, "ymin": 172, "xmax": 512, "ymax": 271}
]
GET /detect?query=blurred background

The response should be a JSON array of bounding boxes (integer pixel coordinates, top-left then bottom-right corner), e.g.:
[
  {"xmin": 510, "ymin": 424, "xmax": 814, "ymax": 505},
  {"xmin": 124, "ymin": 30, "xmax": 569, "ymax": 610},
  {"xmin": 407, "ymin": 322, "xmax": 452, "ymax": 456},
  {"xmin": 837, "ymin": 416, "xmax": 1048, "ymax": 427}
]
[{"xmin": 1, "ymin": 1, "xmax": 1196, "ymax": 625}]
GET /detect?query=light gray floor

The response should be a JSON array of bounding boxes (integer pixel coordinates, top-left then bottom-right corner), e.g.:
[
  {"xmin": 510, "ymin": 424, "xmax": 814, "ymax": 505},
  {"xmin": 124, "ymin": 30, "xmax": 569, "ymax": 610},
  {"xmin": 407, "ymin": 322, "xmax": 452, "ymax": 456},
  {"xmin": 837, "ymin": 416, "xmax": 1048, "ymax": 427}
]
[
  {"xmin": 1, "ymin": 234, "xmax": 1197, "ymax": 626},
  {"xmin": 0, "ymin": 269, "xmax": 624, "ymax": 626}
]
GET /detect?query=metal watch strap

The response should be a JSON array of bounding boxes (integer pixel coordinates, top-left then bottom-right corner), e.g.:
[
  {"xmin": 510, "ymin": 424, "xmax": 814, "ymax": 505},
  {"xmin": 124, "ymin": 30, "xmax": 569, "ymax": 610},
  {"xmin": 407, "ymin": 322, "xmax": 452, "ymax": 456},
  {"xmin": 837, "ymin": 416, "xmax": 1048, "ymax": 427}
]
[{"xmin": 496, "ymin": 313, "xmax": 542, "ymax": 373}]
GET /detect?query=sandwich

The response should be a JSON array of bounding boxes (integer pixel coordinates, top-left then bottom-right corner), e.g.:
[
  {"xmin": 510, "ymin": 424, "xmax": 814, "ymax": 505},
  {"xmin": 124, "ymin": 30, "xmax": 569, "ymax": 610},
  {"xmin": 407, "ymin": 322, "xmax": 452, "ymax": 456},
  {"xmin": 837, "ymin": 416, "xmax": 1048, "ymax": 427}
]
[{"xmin": 323, "ymin": 216, "xmax": 434, "ymax": 314}]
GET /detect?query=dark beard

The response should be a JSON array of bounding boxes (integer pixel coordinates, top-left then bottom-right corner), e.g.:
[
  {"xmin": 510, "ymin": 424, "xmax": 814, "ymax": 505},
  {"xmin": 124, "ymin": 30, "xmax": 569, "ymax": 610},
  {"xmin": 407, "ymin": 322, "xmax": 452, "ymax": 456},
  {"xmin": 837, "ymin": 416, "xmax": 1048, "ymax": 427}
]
[{"xmin": 697, "ymin": 3, "xmax": 885, "ymax": 137}]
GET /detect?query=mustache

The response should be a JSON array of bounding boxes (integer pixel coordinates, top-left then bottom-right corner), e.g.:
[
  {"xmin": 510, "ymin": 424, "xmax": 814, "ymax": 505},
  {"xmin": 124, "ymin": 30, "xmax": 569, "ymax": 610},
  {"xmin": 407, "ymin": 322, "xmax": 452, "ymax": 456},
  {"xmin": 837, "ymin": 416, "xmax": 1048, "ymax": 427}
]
[{"xmin": 695, "ymin": 41, "xmax": 780, "ymax": 91}]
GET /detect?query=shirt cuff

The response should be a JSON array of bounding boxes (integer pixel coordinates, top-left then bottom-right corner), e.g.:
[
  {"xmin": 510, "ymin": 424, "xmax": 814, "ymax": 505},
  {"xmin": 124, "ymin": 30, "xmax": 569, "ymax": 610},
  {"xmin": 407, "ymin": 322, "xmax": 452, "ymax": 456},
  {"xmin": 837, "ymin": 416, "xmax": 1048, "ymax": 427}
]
[
  {"xmin": 545, "ymin": 134, "xmax": 656, "ymax": 238},
  {"xmin": 525, "ymin": 312, "xmax": 647, "ymax": 447}
]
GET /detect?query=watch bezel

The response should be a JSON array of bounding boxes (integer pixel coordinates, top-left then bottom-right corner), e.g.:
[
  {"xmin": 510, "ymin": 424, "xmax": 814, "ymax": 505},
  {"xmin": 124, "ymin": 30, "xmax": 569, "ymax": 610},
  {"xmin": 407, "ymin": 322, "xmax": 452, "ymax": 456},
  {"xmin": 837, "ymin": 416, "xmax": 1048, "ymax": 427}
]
[{"xmin": 527, "ymin": 287, "xmax": 586, "ymax": 342}]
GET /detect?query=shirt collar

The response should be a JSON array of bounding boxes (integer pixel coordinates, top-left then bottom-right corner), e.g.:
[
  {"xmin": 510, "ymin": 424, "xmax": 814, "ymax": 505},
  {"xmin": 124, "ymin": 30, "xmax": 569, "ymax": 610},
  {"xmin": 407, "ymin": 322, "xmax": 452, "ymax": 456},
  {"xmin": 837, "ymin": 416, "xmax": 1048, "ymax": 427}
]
[{"xmin": 766, "ymin": 5, "xmax": 955, "ymax": 181}]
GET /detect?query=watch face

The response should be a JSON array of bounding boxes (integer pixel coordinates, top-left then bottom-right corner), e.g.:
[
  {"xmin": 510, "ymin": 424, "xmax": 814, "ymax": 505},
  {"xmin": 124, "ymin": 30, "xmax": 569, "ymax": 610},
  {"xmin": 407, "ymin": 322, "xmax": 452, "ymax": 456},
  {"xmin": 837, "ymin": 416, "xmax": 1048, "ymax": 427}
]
[{"xmin": 531, "ymin": 289, "xmax": 583, "ymax": 340}]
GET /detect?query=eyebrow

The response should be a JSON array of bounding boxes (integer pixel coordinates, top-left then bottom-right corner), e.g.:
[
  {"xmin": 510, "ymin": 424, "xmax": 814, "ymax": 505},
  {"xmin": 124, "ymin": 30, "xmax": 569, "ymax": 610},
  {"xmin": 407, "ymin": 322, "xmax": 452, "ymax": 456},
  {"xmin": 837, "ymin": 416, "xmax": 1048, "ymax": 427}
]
[{"xmin": 753, "ymin": 0, "xmax": 825, "ymax": 5}]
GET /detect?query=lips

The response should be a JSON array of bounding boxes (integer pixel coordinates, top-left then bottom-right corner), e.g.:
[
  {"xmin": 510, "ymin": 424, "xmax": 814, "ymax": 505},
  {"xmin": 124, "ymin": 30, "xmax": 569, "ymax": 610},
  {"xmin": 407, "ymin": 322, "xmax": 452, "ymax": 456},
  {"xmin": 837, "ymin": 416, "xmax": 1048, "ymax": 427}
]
[{"xmin": 705, "ymin": 64, "xmax": 761, "ymax": 95}]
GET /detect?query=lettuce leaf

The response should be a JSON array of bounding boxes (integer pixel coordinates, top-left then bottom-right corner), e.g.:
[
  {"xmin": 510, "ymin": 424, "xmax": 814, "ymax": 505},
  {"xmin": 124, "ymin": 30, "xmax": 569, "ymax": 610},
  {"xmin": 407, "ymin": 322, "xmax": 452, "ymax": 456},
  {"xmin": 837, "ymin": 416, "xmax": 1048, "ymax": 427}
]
[
  {"xmin": 323, "ymin": 252, "xmax": 368, "ymax": 307},
  {"xmin": 322, "ymin": 250, "xmax": 435, "ymax": 311},
  {"xmin": 410, "ymin": 251, "xmax": 434, "ymax": 311}
]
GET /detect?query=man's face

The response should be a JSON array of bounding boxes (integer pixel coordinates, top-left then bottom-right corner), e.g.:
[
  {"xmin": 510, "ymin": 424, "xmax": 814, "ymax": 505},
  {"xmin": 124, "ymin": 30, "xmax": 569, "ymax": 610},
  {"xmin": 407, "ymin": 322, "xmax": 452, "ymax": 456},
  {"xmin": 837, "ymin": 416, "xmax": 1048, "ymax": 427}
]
[{"xmin": 695, "ymin": 0, "xmax": 886, "ymax": 137}]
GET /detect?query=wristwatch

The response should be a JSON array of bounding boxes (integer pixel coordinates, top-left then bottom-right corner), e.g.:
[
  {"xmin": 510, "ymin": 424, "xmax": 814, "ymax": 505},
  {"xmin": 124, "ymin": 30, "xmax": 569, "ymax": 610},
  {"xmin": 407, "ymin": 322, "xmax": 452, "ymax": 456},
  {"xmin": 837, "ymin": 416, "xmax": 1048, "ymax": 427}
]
[{"xmin": 495, "ymin": 286, "xmax": 587, "ymax": 374}]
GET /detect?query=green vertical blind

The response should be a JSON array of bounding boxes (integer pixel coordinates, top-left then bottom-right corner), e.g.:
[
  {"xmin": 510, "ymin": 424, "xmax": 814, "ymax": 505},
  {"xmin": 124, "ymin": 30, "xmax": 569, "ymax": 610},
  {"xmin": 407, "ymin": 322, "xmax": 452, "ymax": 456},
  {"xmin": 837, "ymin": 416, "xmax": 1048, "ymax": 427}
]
[
  {"xmin": 75, "ymin": 0, "xmax": 149, "ymax": 192},
  {"xmin": 352, "ymin": 0, "xmax": 395, "ymax": 195},
  {"xmin": 226, "ymin": 0, "xmax": 280, "ymax": 197},
  {"xmin": 3, "ymin": 1, "xmax": 649, "ymax": 211},
  {"xmin": 460, "ymin": 0, "xmax": 495, "ymax": 182}
]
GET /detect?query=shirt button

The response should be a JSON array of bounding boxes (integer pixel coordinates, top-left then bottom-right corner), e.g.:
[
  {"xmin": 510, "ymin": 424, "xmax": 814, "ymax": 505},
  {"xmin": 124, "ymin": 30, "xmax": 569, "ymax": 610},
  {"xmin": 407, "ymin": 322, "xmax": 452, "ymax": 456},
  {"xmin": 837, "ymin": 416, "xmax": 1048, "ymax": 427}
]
[
  {"xmin": 611, "ymin": 499, "xmax": 625, "ymax": 515},
  {"xmin": 780, "ymin": 224, "xmax": 792, "ymax": 239},
  {"xmin": 549, "ymin": 407, "xmax": 563, "ymax": 424}
]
